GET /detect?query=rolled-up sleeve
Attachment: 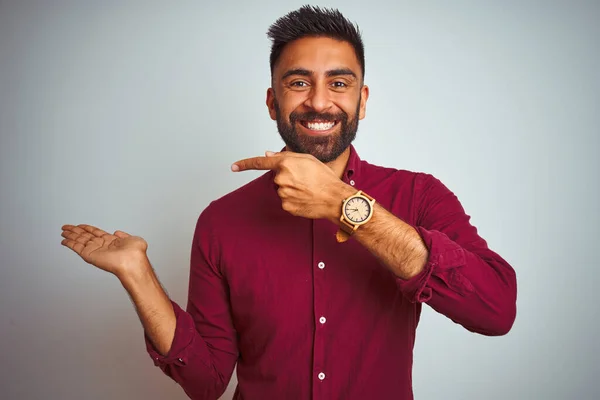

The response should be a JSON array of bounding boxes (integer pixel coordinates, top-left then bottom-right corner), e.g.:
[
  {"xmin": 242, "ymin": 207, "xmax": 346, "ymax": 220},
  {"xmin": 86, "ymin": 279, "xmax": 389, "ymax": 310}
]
[
  {"xmin": 145, "ymin": 300, "xmax": 198, "ymax": 367},
  {"xmin": 397, "ymin": 173, "xmax": 517, "ymax": 336},
  {"xmin": 144, "ymin": 204, "xmax": 239, "ymax": 399}
]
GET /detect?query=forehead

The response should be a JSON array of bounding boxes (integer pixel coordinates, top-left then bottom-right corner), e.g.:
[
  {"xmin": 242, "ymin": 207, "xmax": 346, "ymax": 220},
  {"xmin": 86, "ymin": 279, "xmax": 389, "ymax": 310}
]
[{"xmin": 275, "ymin": 36, "xmax": 361, "ymax": 77}]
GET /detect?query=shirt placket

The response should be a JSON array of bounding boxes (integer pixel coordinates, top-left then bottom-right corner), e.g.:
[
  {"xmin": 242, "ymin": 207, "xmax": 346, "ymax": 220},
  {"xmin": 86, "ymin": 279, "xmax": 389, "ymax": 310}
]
[
  {"xmin": 311, "ymin": 219, "xmax": 328, "ymax": 400},
  {"xmin": 310, "ymin": 167, "xmax": 357, "ymax": 399}
]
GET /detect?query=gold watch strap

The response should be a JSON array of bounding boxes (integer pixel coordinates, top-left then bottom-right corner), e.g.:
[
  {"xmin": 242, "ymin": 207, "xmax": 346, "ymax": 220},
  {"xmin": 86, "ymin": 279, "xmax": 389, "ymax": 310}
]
[
  {"xmin": 335, "ymin": 218, "xmax": 355, "ymax": 242},
  {"xmin": 336, "ymin": 229, "xmax": 350, "ymax": 242},
  {"xmin": 361, "ymin": 191, "xmax": 375, "ymax": 202}
]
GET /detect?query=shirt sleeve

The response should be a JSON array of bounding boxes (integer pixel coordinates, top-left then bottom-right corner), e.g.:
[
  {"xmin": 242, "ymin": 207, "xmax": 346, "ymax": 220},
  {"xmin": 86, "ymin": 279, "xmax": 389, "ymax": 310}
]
[
  {"xmin": 144, "ymin": 205, "xmax": 239, "ymax": 399},
  {"xmin": 396, "ymin": 173, "xmax": 517, "ymax": 336}
]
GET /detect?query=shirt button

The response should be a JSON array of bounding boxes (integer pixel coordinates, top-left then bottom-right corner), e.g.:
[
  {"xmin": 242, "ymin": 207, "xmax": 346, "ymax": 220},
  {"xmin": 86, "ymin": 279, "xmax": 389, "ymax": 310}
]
[
  {"xmin": 350, "ymin": 180, "xmax": 355, "ymax": 186},
  {"xmin": 319, "ymin": 316, "xmax": 326, "ymax": 324},
  {"xmin": 318, "ymin": 261, "xmax": 325, "ymax": 269},
  {"xmin": 318, "ymin": 372, "xmax": 326, "ymax": 380}
]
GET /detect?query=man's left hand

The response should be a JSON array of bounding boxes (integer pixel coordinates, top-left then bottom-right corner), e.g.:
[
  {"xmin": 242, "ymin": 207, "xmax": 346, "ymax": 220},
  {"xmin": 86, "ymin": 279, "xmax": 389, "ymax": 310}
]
[{"xmin": 232, "ymin": 151, "xmax": 355, "ymax": 221}]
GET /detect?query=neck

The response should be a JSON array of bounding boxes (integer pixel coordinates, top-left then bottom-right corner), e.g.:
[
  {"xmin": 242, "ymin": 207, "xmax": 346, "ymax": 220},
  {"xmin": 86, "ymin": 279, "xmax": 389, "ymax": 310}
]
[
  {"xmin": 282, "ymin": 146, "xmax": 351, "ymax": 179},
  {"xmin": 326, "ymin": 147, "xmax": 351, "ymax": 179}
]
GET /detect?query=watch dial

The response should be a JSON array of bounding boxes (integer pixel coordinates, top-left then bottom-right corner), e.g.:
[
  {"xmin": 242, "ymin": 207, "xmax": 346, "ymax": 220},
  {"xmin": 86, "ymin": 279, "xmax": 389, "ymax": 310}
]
[{"xmin": 344, "ymin": 197, "xmax": 371, "ymax": 223}]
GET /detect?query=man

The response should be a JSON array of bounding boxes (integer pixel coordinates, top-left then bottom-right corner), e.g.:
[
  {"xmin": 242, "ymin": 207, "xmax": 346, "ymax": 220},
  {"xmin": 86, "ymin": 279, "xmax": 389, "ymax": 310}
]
[{"xmin": 60, "ymin": 5, "xmax": 517, "ymax": 400}]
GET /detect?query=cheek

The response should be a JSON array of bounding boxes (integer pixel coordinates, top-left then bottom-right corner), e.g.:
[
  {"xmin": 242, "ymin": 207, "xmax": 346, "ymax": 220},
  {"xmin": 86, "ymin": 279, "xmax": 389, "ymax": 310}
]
[
  {"xmin": 283, "ymin": 92, "xmax": 309, "ymax": 111},
  {"xmin": 331, "ymin": 92, "xmax": 360, "ymax": 114},
  {"xmin": 341, "ymin": 103, "xmax": 359, "ymax": 118}
]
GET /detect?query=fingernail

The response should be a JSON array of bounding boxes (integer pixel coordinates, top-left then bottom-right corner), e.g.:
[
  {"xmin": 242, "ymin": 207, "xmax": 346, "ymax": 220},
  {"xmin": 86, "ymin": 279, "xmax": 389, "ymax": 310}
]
[{"xmin": 231, "ymin": 164, "xmax": 239, "ymax": 172}]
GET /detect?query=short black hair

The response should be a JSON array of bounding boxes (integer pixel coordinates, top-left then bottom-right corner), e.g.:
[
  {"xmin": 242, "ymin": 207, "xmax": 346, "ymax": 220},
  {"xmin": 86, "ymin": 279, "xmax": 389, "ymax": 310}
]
[{"xmin": 267, "ymin": 5, "xmax": 365, "ymax": 80}]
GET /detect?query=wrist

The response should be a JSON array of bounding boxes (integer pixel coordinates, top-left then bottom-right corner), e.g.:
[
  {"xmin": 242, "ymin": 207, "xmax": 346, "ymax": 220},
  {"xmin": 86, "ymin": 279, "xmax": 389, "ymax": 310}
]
[
  {"xmin": 116, "ymin": 252, "xmax": 153, "ymax": 287},
  {"xmin": 326, "ymin": 182, "xmax": 356, "ymax": 224}
]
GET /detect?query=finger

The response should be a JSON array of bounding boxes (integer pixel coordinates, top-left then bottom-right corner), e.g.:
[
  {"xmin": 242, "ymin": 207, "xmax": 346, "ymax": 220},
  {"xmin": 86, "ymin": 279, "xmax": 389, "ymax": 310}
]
[
  {"xmin": 277, "ymin": 187, "xmax": 291, "ymax": 199},
  {"xmin": 266, "ymin": 150, "xmax": 304, "ymax": 159},
  {"xmin": 61, "ymin": 231, "xmax": 94, "ymax": 244},
  {"xmin": 114, "ymin": 230, "xmax": 130, "ymax": 239},
  {"xmin": 231, "ymin": 156, "xmax": 281, "ymax": 172},
  {"xmin": 277, "ymin": 150, "xmax": 304, "ymax": 158},
  {"xmin": 77, "ymin": 224, "xmax": 109, "ymax": 238},
  {"xmin": 61, "ymin": 238, "xmax": 85, "ymax": 255},
  {"xmin": 62, "ymin": 224, "xmax": 87, "ymax": 235},
  {"xmin": 62, "ymin": 224, "xmax": 106, "ymax": 237}
]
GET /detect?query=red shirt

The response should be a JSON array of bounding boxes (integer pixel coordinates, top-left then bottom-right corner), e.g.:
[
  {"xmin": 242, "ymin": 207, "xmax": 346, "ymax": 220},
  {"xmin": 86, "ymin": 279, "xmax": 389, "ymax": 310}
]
[{"xmin": 146, "ymin": 145, "xmax": 517, "ymax": 400}]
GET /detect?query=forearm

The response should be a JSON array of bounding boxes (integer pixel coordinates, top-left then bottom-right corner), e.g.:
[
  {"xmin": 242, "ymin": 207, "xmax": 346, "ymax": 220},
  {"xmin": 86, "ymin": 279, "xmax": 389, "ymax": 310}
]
[
  {"xmin": 140, "ymin": 209, "xmax": 240, "ymax": 399},
  {"xmin": 326, "ymin": 182, "xmax": 516, "ymax": 335},
  {"xmin": 328, "ymin": 184, "xmax": 429, "ymax": 280},
  {"xmin": 353, "ymin": 204, "xmax": 428, "ymax": 279},
  {"xmin": 118, "ymin": 256, "xmax": 176, "ymax": 356},
  {"xmin": 146, "ymin": 301, "xmax": 236, "ymax": 400}
]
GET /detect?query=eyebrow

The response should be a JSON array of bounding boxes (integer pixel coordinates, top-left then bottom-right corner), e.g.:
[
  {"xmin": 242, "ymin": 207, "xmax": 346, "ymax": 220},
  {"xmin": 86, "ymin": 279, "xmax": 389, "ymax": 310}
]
[
  {"xmin": 281, "ymin": 68, "xmax": 357, "ymax": 80},
  {"xmin": 326, "ymin": 68, "xmax": 357, "ymax": 79}
]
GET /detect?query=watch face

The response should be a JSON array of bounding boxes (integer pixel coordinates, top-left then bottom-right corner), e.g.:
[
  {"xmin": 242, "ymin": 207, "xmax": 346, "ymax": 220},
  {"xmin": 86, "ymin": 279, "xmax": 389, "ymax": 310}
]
[{"xmin": 344, "ymin": 197, "xmax": 371, "ymax": 223}]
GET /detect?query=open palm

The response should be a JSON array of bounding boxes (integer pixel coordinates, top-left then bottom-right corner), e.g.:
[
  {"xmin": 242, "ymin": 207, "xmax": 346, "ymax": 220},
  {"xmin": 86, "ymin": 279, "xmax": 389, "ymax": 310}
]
[{"xmin": 61, "ymin": 224, "xmax": 148, "ymax": 276}]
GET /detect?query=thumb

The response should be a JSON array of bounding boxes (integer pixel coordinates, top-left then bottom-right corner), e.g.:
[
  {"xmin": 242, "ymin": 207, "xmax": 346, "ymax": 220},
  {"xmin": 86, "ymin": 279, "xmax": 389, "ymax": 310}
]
[{"xmin": 114, "ymin": 230, "xmax": 131, "ymax": 239}]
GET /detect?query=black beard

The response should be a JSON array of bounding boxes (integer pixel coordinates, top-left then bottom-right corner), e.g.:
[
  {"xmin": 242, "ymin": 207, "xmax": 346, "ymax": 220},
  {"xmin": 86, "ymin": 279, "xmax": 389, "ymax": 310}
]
[{"xmin": 273, "ymin": 97, "xmax": 360, "ymax": 163}]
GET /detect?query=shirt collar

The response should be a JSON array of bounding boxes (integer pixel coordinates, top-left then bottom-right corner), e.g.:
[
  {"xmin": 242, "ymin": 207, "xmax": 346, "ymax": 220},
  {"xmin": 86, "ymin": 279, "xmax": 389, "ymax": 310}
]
[{"xmin": 343, "ymin": 144, "xmax": 361, "ymax": 181}]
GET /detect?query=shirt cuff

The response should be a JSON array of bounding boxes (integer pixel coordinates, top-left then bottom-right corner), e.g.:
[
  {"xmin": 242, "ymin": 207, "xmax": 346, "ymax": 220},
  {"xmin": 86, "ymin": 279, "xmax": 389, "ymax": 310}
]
[
  {"xmin": 145, "ymin": 300, "xmax": 196, "ymax": 367},
  {"xmin": 396, "ymin": 226, "xmax": 468, "ymax": 303}
]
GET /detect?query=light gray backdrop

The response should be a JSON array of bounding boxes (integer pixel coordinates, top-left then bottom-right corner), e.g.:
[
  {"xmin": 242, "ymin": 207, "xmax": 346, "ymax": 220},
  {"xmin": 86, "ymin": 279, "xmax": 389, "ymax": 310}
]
[{"xmin": 1, "ymin": 1, "xmax": 598, "ymax": 399}]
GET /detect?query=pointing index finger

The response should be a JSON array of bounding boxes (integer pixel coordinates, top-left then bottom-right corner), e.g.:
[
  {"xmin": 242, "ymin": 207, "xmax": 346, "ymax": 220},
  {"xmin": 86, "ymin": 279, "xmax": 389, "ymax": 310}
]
[{"xmin": 232, "ymin": 155, "xmax": 282, "ymax": 172}]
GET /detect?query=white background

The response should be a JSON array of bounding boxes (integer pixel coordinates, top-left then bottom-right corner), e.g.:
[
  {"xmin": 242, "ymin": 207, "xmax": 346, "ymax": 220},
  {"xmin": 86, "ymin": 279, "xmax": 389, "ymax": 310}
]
[{"xmin": 1, "ymin": 1, "xmax": 598, "ymax": 399}]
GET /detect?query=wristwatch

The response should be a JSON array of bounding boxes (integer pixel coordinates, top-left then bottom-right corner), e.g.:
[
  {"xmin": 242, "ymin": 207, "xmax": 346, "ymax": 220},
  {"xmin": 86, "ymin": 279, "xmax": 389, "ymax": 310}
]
[{"xmin": 336, "ymin": 190, "xmax": 376, "ymax": 243}]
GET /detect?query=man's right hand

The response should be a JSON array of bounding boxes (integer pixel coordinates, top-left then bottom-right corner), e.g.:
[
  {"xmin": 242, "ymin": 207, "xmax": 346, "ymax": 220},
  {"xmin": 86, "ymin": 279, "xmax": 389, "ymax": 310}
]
[
  {"xmin": 61, "ymin": 223, "xmax": 178, "ymax": 356},
  {"xmin": 60, "ymin": 224, "xmax": 149, "ymax": 280}
]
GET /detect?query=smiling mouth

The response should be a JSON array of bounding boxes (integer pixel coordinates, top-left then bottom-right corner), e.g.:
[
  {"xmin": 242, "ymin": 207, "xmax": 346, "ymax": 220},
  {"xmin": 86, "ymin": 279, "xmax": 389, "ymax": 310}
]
[{"xmin": 299, "ymin": 120, "xmax": 339, "ymax": 132}]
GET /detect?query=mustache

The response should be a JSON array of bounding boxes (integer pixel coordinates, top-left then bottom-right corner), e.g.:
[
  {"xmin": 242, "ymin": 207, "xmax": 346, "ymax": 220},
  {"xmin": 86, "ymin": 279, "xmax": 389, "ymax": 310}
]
[{"xmin": 289, "ymin": 111, "xmax": 348, "ymax": 123}]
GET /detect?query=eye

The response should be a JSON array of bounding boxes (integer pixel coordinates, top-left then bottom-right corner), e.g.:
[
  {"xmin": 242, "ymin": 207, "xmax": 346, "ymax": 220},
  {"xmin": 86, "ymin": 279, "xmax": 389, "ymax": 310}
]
[
  {"xmin": 331, "ymin": 81, "xmax": 348, "ymax": 89},
  {"xmin": 290, "ymin": 81, "xmax": 309, "ymax": 87}
]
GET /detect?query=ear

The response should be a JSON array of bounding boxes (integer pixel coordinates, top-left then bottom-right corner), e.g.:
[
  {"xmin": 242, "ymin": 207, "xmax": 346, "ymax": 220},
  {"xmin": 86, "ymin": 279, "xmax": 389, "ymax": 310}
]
[
  {"xmin": 359, "ymin": 84, "xmax": 369, "ymax": 120},
  {"xmin": 266, "ymin": 88, "xmax": 277, "ymax": 120}
]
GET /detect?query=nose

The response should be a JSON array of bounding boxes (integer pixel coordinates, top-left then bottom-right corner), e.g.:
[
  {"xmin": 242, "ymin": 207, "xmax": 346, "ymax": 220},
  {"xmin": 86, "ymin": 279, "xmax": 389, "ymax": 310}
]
[{"xmin": 303, "ymin": 83, "xmax": 333, "ymax": 113}]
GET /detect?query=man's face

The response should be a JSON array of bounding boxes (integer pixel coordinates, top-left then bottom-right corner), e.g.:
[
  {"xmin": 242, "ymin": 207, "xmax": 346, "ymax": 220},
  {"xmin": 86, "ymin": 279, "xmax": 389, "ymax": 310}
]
[{"xmin": 267, "ymin": 37, "xmax": 369, "ymax": 163}]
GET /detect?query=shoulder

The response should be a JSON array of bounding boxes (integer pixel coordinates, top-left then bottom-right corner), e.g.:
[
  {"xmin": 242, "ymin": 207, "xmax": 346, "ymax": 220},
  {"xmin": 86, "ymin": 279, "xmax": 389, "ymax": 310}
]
[
  {"xmin": 359, "ymin": 158, "xmax": 440, "ymax": 192},
  {"xmin": 358, "ymin": 158, "xmax": 458, "ymax": 218}
]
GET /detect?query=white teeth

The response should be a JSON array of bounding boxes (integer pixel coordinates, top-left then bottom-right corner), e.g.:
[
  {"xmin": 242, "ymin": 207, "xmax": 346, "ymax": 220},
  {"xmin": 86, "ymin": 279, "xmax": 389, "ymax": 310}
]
[{"xmin": 307, "ymin": 121, "xmax": 335, "ymax": 131}]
